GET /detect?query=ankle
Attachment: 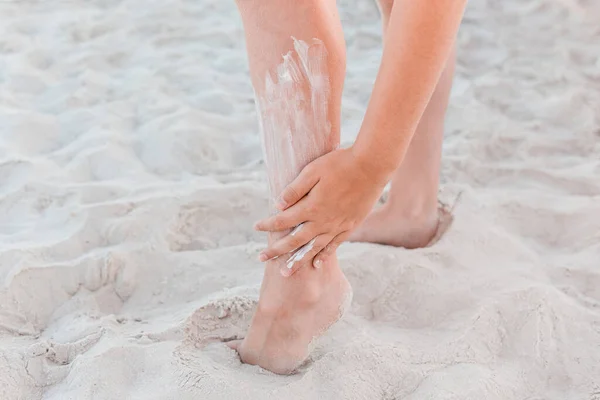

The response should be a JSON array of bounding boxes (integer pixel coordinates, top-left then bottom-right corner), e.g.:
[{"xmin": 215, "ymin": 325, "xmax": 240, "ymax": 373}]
[
  {"xmin": 292, "ymin": 256, "xmax": 343, "ymax": 305},
  {"xmin": 383, "ymin": 196, "xmax": 438, "ymax": 224},
  {"xmin": 257, "ymin": 257, "xmax": 340, "ymax": 316}
]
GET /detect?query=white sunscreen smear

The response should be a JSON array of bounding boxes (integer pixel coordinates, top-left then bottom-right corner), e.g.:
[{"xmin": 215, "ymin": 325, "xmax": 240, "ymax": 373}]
[
  {"xmin": 289, "ymin": 223, "xmax": 304, "ymax": 236},
  {"xmin": 287, "ymin": 238, "xmax": 316, "ymax": 270},
  {"xmin": 254, "ymin": 38, "xmax": 332, "ymax": 271},
  {"xmin": 255, "ymin": 37, "xmax": 332, "ymax": 208}
]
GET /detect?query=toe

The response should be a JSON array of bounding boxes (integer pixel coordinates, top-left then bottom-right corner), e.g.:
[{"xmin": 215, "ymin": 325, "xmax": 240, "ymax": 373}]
[{"xmin": 226, "ymin": 339, "xmax": 242, "ymax": 351}]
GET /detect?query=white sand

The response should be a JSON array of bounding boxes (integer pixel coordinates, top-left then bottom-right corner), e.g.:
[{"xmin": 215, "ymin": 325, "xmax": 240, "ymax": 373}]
[{"xmin": 1, "ymin": 0, "xmax": 599, "ymax": 399}]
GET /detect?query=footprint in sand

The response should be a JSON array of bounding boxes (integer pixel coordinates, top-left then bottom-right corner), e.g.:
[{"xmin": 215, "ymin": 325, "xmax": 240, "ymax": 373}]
[
  {"xmin": 183, "ymin": 295, "xmax": 257, "ymax": 347},
  {"xmin": 0, "ymin": 330, "xmax": 103, "ymax": 398},
  {"xmin": 172, "ymin": 293, "xmax": 258, "ymax": 389}
]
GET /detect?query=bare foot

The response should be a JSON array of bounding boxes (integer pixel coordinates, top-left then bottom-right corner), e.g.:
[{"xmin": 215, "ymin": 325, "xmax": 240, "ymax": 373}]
[
  {"xmin": 349, "ymin": 202, "xmax": 440, "ymax": 248},
  {"xmin": 229, "ymin": 257, "xmax": 351, "ymax": 374}
]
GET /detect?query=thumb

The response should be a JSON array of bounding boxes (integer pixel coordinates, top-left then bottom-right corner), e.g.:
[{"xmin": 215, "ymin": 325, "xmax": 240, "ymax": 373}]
[{"xmin": 275, "ymin": 164, "xmax": 319, "ymax": 210}]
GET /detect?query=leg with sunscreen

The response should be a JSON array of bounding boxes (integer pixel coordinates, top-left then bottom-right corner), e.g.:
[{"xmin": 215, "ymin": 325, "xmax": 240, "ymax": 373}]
[{"xmin": 229, "ymin": 0, "xmax": 352, "ymax": 374}]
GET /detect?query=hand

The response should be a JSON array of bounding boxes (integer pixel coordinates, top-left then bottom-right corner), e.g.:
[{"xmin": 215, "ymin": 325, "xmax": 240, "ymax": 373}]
[{"xmin": 255, "ymin": 146, "xmax": 389, "ymax": 276}]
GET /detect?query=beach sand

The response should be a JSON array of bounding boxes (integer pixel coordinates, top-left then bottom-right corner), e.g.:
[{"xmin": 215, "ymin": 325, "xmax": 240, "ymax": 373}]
[{"xmin": 0, "ymin": 0, "xmax": 599, "ymax": 399}]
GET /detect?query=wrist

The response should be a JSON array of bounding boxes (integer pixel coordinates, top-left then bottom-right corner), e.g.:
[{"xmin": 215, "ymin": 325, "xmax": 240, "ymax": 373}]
[{"xmin": 350, "ymin": 142, "xmax": 398, "ymax": 186}]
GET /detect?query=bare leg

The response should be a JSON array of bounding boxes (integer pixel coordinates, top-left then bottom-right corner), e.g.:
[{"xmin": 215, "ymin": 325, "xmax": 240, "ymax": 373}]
[
  {"xmin": 230, "ymin": 0, "xmax": 351, "ymax": 374},
  {"xmin": 349, "ymin": 0, "xmax": 456, "ymax": 248}
]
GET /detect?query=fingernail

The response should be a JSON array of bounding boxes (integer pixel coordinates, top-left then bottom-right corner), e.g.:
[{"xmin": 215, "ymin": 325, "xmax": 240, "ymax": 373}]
[
  {"xmin": 258, "ymin": 252, "xmax": 268, "ymax": 262},
  {"xmin": 280, "ymin": 267, "xmax": 292, "ymax": 277},
  {"xmin": 314, "ymin": 259, "xmax": 322, "ymax": 269},
  {"xmin": 275, "ymin": 197, "xmax": 287, "ymax": 210}
]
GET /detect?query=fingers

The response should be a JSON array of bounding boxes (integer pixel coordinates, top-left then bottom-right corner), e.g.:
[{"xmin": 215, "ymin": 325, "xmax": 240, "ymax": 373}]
[
  {"xmin": 254, "ymin": 199, "xmax": 308, "ymax": 232},
  {"xmin": 281, "ymin": 233, "xmax": 333, "ymax": 277},
  {"xmin": 258, "ymin": 222, "xmax": 319, "ymax": 262},
  {"xmin": 275, "ymin": 164, "xmax": 319, "ymax": 211},
  {"xmin": 312, "ymin": 231, "xmax": 350, "ymax": 269}
]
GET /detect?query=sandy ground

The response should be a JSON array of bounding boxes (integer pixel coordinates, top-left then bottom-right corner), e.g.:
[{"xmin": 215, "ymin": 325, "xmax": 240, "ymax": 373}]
[{"xmin": 0, "ymin": 0, "xmax": 599, "ymax": 399}]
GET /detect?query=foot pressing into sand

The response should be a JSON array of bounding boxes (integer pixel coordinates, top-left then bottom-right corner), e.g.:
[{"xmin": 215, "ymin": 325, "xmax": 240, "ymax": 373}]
[
  {"xmin": 228, "ymin": 256, "xmax": 351, "ymax": 374},
  {"xmin": 349, "ymin": 202, "xmax": 440, "ymax": 248}
]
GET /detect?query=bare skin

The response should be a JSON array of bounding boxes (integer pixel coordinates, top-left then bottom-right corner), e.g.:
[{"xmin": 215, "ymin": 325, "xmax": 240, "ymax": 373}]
[
  {"xmin": 228, "ymin": 0, "xmax": 352, "ymax": 374},
  {"xmin": 257, "ymin": 0, "xmax": 466, "ymax": 266},
  {"xmin": 348, "ymin": 43, "xmax": 456, "ymax": 249},
  {"xmin": 230, "ymin": 0, "xmax": 466, "ymax": 374},
  {"xmin": 348, "ymin": 0, "xmax": 456, "ymax": 248}
]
